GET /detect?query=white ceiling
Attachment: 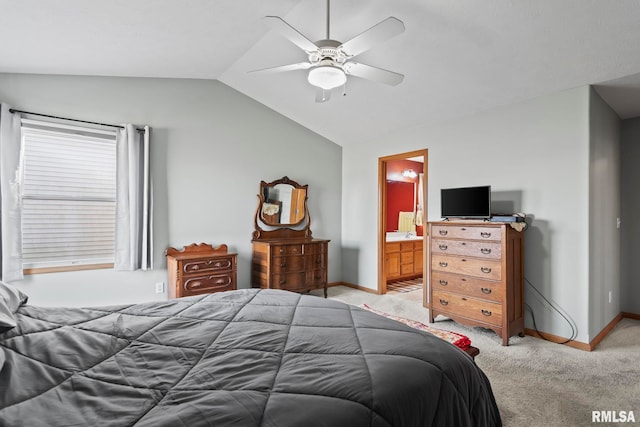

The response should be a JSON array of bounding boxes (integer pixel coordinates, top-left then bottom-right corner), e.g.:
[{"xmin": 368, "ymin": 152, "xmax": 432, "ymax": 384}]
[{"xmin": 2, "ymin": 0, "xmax": 640, "ymax": 146}]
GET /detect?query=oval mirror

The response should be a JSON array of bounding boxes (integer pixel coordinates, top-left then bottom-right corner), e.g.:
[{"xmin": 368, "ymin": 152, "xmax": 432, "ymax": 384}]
[{"xmin": 260, "ymin": 181, "xmax": 307, "ymax": 226}]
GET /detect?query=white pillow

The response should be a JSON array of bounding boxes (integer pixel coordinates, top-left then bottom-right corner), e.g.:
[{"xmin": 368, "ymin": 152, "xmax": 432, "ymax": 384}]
[{"xmin": 0, "ymin": 281, "xmax": 28, "ymax": 330}]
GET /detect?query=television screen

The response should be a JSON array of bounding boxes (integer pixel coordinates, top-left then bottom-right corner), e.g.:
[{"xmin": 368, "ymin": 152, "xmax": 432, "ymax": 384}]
[{"xmin": 441, "ymin": 186, "xmax": 491, "ymax": 219}]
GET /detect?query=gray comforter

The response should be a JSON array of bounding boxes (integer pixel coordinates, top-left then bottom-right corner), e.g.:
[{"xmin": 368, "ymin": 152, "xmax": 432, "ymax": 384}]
[{"xmin": 0, "ymin": 288, "xmax": 501, "ymax": 426}]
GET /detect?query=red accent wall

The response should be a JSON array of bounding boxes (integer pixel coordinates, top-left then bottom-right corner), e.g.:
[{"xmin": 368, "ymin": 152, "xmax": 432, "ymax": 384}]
[
  {"xmin": 386, "ymin": 158, "xmax": 422, "ymax": 232},
  {"xmin": 386, "ymin": 181, "xmax": 415, "ymax": 231}
]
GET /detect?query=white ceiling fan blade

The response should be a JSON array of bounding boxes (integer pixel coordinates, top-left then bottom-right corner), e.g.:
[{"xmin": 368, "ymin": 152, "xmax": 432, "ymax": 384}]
[
  {"xmin": 315, "ymin": 88, "xmax": 331, "ymax": 103},
  {"xmin": 263, "ymin": 16, "xmax": 318, "ymax": 53},
  {"xmin": 344, "ymin": 62, "xmax": 404, "ymax": 86},
  {"xmin": 338, "ymin": 17, "xmax": 405, "ymax": 58},
  {"xmin": 249, "ymin": 62, "xmax": 312, "ymax": 74}
]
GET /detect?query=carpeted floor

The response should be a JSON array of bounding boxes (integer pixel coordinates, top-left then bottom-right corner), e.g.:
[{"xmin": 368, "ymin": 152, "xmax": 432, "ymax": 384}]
[{"xmin": 311, "ymin": 285, "xmax": 640, "ymax": 427}]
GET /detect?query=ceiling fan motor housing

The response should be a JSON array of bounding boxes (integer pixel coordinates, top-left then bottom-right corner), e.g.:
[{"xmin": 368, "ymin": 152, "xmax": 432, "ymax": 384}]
[{"xmin": 309, "ymin": 39, "xmax": 348, "ymax": 65}]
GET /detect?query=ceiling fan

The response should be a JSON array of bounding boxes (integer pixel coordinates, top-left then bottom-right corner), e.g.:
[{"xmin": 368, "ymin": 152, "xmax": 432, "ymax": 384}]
[{"xmin": 249, "ymin": 0, "xmax": 405, "ymax": 102}]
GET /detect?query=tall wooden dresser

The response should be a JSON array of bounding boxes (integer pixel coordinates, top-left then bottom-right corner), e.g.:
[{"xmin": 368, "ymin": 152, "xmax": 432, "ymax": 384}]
[
  {"xmin": 166, "ymin": 243, "xmax": 237, "ymax": 299},
  {"xmin": 427, "ymin": 221, "xmax": 524, "ymax": 345}
]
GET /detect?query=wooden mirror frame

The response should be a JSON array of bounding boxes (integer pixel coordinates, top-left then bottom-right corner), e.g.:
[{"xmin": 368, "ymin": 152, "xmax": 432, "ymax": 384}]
[{"xmin": 253, "ymin": 176, "xmax": 312, "ymax": 241}]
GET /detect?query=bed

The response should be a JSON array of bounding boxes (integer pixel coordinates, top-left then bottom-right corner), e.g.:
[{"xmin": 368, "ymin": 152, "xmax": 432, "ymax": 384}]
[{"xmin": 0, "ymin": 284, "xmax": 501, "ymax": 426}]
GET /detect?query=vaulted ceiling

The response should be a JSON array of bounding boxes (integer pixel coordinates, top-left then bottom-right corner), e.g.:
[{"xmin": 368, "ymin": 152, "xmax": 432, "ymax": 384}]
[{"xmin": 2, "ymin": 0, "xmax": 640, "ymax": 146}]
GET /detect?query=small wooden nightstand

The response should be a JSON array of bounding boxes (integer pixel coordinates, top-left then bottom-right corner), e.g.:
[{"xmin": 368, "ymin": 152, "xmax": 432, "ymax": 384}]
[{"xmin": 166, "ymin": 243, "xmax": 237, "ymax": 299}]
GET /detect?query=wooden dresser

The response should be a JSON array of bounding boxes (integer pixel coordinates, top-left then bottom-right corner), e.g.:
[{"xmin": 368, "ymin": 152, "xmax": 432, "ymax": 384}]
[
  {"xmin": 252, "ymin": 238, "xmax": 329, "ymax": 297},
  {"xmin": 251, "ymin": 176, "xmax": 330, "ymax": 298},
  {"xmin": 427, "ymin": 221, "xmax": 524, "ymax": 345},
  {"xmin": 166, "ymin": 243, "xmax": 237, "ymax": 299}
]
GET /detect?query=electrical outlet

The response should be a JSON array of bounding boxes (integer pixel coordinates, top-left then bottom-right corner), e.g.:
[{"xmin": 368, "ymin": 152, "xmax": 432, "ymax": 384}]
[
  {"xmin": 617, "ymin": 217, "xmax": 621, "ymax": 229},
  {"xmin": 155, "ymin": 282, "xmax": 164, "ymax": 294},
  {"xmin": 609, "ymin": 291, "xmax": 612, "ymax": 304}
]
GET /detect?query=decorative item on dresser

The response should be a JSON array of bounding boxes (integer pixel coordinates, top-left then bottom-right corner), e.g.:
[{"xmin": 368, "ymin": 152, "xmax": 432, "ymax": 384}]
[
  {"xmin": 251, "ymin": 177, "xmax": 330, "ymax": 297},
  {"xmin": 165, "ymin": 243, "xmax": 237, "ymax": 299},
  {"xmin": 427, "ymin": 221, "xmax": 525, "ymax": 345}
]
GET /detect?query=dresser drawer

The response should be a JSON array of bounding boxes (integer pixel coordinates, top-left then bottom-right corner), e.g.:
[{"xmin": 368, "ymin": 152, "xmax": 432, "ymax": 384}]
[
  {"xmin": 183, "ymin": 256, "xmax": 234, "ymax": 274},
  {"xmin": 272, "ymin": 244, "xmax": 304, "ymax": 256},
  {"xmin": 432, "ymin": 254, "xmax": 501, "ymax": 280},
  {"xmin": 271, "ymin": 272, "xmax": 306, "ymax": 290},
  {"xmin": 433, "ymin": 290, "xmax": 502, "ymax": 326},
  {"xmin": 306, "ymin": 269, "xmax": 326, "ymax": 286},
  {"xmin": 431, "ymin": 238, "xmax": 501, "ymax": 259},
  {"xmin": 431, "ymin": 225, "xmax": 502, "ymax": 241},
  {"xmin": 271, "ymin": 255, "xmax": 305, "ymax": 273},
  {"xmin": 307, "ymin": 253, "xmax": 325, "ymax": 269},
  {"xmin": 304, "ymin": 242, "xmax": 326, "ymax": 254},
  {"xmin": 431, "ymin": 271, "xmax": 504, "ymax": 303},
  {"xmin": 183, "ymin": 273, "xmax": 235, "ymax": 296}
]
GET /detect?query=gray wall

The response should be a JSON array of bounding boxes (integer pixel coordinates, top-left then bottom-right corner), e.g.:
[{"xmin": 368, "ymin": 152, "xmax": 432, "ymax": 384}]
[
  {"xmin": 342, "ymin": 86, "xmax": 594, "ymax": 342},
  {"xmin": 588, "ymin": 88, "xmax": 621, "ymax": 338},
  {"xmin": 621, "ymin": 117, "xmax": 640, "ymax": 314},
  {"xmin": 0, "ymin": 73, "xmax": 342, "ymax": 306}
]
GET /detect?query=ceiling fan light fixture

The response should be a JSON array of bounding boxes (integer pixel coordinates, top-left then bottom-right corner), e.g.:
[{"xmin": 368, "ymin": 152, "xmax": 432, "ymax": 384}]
[{"xmin": 308, "ymin": 65, "xmax": 346, "ymax": 90}]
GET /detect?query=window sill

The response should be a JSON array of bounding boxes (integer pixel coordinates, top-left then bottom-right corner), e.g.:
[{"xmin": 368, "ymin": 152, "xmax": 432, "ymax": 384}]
[{"xmin": 24, "ymin": 263, "xmax": 114, "ymax": 275}]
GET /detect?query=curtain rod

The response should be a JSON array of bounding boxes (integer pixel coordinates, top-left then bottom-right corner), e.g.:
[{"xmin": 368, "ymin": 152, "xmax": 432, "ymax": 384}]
[{"xmin": 9, "ymin": 108, "xmax": 145, "ymax": 132}]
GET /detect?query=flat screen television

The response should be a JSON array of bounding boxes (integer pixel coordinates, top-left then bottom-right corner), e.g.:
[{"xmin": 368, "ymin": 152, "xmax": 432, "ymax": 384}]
[{"xmin": 441, "ymin": 185, "xmax": 491, "ymax": 219}]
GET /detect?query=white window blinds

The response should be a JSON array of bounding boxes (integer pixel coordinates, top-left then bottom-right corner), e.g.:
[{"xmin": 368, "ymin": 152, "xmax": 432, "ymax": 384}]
[{"xmin": 20, "ymin": 125, "xmax": 117, "ymax": 269}]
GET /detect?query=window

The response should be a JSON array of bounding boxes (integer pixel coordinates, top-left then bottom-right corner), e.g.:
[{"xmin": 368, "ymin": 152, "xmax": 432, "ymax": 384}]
[{"xmin": 20, "ymin": 123, "xmax": 117, "ymax": 273}]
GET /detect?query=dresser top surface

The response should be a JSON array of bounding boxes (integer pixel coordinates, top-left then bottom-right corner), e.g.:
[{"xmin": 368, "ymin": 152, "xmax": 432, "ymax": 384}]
[
  {"xmin": 166, "ymin": 251, "xmax": 237, "ymax": 261},
  {"xmin": 429, "ymin": 220, "xmax": 504, "ymax": 226},
  {"xmin": 252, "ymin": 238, "xmax": 330, "ymax": 245}
]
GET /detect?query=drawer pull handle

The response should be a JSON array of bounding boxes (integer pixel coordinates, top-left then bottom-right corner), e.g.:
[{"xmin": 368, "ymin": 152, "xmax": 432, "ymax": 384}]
[
  {"xmin": 438, "ymin": 244, "xmax": 448, "ymax": 250},
  {"xmin": 439, "ymin": 279, "xmax": 448, "ymax": 286},
  {"xmin": 279, "ymin": 279, "xmax": 286, "ymax": 285},
  {"xmin": 481, "ymin": 309, "xmax": 492, "ymax": 317},
  {"xmin": 481, "ymin": 287, "xmax": 492, "ymax": 294},
  {"xmin": 481, "ymin": 267, "xmax": 492, "ymax": 274},
  {"xmin": 439, "ymin": 230, "xmax": 448, "ymax": 236},
  {"xmin": 191, "ymin": 281, "xmax": 201, "ymax": 288},
  {"xmin": 279, "ymin": 248, "xmax": 285, "ymax": 253},
  {"xmin": 280, "ymin": 263, "xmax": 286, "ymax": 268},
  {"xmin": 206, "ymin": 260, "xmax": 213, "ymax": 265},
  {"xmin": 480, "ymin": 232, "xmax": 491, "ymax": 238},
  {"xmin": 439, "ymin": 299, "xmax": 449, "ymax": 306},
  {"xmin": 439, "ymin": 261, "xmax": 448, "ymax": 267},
  {"xmin": 192, "ymin": 265, "xmax": 199, "ymax": 271},
  {"xmin": 480, "ymin": 248, "xmax": 492, "ymax": 254}
]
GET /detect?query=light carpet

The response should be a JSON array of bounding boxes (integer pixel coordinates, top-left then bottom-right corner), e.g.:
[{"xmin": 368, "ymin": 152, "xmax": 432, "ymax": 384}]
[{"xmin": 311, "ymin": 285, "xmax": 640, "ymax": 427}]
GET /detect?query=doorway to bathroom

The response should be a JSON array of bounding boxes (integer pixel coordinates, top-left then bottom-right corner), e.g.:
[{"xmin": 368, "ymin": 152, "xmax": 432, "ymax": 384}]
[{"xmin": 377, "ymin": 149, "xmax": 428, "ymax": 296}]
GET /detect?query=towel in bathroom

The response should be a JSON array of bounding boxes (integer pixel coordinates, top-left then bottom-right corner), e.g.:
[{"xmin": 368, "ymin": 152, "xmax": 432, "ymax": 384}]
[{"xmin": 398, "ymin": 211, "xmax": 416, "ymax": 232}]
